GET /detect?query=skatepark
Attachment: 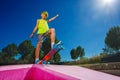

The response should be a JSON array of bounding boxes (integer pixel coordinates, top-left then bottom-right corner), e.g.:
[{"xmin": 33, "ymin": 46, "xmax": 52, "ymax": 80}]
[{"xmin": 1, "ymin": 0, "xmax": 120, "ymax": 80}]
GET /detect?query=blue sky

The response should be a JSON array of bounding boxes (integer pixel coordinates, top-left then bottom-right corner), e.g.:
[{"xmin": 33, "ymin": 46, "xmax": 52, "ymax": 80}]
[{"xmin": 0, "ymin": 0, "xmax": 120, "ymax": 61}]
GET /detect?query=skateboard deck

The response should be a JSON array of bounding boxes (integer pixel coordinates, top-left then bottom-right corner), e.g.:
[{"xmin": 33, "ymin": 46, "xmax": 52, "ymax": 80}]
[{"xmin": 39, "ymin": 41, "xmax": 63, "ymax": 64}]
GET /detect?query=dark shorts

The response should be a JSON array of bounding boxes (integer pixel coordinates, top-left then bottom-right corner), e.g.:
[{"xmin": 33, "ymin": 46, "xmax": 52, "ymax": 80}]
[{"xmin": 37, "ymin": 31, "xmax": 49, "ymax": 43}]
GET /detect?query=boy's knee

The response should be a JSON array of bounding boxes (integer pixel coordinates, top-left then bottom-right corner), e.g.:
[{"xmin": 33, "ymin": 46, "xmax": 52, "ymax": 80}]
[
  {"xmin": 51, "ymin": 28, "xmax": 55, "ymax": 32},
  {"xmin": 37, "ymin": 42, "xmax": 41, "ymax": 47}
]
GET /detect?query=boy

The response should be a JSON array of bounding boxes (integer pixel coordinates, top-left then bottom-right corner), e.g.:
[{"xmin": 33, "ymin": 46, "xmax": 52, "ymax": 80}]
[{"xmin": 30, "ymin": 11, "xmax": 59, "ymax": 64}]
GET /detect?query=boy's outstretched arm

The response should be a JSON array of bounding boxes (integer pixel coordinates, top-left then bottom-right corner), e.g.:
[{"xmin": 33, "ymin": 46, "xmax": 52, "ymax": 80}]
[
  {"xmin": 29, "ymin": 20, "xmax": 38, "ymax": 38},
  {"xmin": 48, "ymin": 14, "xmax": 59, "ymax": 22}
]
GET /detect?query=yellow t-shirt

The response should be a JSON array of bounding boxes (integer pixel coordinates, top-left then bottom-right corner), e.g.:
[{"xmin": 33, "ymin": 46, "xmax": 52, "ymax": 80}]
[{"xmin": 37, "ymin": 19, "xmax": 49, "ymax": 34}]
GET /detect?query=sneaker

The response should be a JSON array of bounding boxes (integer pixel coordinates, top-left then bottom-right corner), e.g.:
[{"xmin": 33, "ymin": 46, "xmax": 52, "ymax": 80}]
[
  {"xmin": 58, "ymin": 45, "xmax": 64, "ymax": 50},
  {"xmin": 35, "ymin": 59, "xmax": 41, "ymax": 64},
  {"xmin": 52, "ymin": 41, "xmax": 63, "ymax": 49},
  {"xmin": 52, "ymin": 44, "xmax": 57, "ymax": 49},
  {"xmin": 57, "ymin": 41, "xmax": 63, "ymax": 45}
]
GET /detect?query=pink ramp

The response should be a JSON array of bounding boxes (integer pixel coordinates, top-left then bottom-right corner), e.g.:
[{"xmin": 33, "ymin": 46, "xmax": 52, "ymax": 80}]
[
  {"xmin": 0, "ymin": 64, "xmax": 79, "ymax": 80},
  {"xmin": 0, "ymin": 64, "xmax": 120, "ymax": 80}
]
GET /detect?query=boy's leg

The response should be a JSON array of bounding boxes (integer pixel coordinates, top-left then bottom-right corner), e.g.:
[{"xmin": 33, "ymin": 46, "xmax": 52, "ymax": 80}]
[
  {"xmin": 48, "ymin": 28, "xmax": 55, "ymax": 48},
  {"xmin": 35, "ymin": 42, "xmax": 41, "ymax": 60},
  {"xmin": 35, "ymin": 34, "xmax": 43, "ymax": 64}
]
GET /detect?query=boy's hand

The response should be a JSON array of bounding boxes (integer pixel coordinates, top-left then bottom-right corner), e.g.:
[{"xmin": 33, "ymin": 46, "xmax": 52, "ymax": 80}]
[
  {"xmin": 56, "ymin": 14, "xmax": 59, "ymax": 17},
  {"xmin": 29, "ymin": 33, "xmax": 34, "ymax": 38}
]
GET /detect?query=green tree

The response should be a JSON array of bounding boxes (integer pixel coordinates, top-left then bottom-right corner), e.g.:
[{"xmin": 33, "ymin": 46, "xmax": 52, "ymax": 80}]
[
  {"xmin": 0, "ymin": 37, "xmax": 62, "ymax": 64},
  {"xmin": 105, "ymin": 26, "xmax": 120, "ymax": 52},
  {"xmin": 70, "ymin": 46, "xmax": 85, "ymax": 61},
  {"xmin": 70, "ymin": 48, "xmax": 77, "ymax": 60},
  {"xmin": 76, "ymin": 46, "xmax": 85, "ymax": 59},
  {"xmin": 41, "ymin": 37, "xmax": 51, "ymax": 56},
  {"xmin": 102, "ymin": 45, "xmax": 115, "ymax": 54},
  {"xmin": 2, "ymin": 43, "xmax": 18, "ymax": 57},
  {"xmin": 0, "ymin": 52, "xmax": 4, "ymax": 65},
  {"xmin": 18, "ymin": 40, "xmax": 34, "ymax": 63},
  {"xmin": 53, "ymin": 53, "xmax": 61, "ymax": 62},
  {"xmin": 1, "ymin": 44, "xmax": 18, "ymax": 64},
  {"xmin": 76, "ymin": 46, "xmax": 81, "ymax": 59}
]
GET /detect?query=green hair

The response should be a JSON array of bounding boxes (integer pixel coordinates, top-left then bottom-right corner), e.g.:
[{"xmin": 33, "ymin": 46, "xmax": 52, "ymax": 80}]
[{"xmin": 41, "ymin": 11, "xmax": 48, "ymax": 18}]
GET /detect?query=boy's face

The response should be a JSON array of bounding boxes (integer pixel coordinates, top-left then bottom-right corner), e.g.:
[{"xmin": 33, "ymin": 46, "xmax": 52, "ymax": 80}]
[{"xmin": 41, "ymin": 13, "xmax": 47, "ymax": 19}]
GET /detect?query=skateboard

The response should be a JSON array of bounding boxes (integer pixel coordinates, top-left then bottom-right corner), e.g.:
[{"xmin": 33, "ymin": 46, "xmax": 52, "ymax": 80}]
[{"xmin": 39, "ymin": 41, "xmax": 63, "ymax": 64}]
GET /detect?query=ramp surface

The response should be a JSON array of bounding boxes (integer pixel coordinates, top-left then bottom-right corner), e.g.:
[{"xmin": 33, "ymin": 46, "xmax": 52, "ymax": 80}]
[{"xmin": 0, "ymin": 64, "xmax": 120, "ymax": 80}]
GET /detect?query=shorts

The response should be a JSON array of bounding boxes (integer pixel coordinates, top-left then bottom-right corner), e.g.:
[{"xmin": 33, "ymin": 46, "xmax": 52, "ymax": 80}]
[{"xmin": 37, "ymin": 31, "xmax": 49, "ymax": 43}]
